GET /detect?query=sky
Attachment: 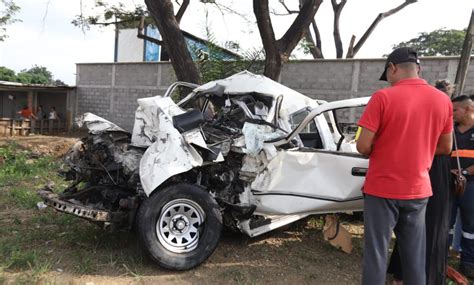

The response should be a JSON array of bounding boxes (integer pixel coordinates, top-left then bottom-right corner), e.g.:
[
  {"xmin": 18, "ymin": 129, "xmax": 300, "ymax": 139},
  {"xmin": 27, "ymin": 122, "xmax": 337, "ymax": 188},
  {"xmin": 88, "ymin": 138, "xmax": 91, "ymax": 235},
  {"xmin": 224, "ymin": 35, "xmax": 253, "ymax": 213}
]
[{"xmin": 0, "ymin": 0, "xmax": 472, "ymax": 85}]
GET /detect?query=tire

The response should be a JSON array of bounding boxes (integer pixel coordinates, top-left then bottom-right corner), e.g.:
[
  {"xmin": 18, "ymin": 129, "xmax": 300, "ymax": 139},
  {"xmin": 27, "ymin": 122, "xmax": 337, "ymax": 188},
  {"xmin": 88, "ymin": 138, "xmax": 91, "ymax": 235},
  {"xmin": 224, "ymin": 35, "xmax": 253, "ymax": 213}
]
[{"xmin": 136, "ymin": 183, "xmax": 223, "ymax": 270}]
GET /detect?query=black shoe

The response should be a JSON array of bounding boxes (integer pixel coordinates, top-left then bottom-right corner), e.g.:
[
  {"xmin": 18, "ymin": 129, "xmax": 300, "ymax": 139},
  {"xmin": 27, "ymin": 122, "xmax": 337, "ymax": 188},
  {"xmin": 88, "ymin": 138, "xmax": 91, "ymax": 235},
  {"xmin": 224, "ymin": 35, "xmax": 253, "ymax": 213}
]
[{"xmin": 459, "ymin": 262, "xmax": 474, "ymax": 279}]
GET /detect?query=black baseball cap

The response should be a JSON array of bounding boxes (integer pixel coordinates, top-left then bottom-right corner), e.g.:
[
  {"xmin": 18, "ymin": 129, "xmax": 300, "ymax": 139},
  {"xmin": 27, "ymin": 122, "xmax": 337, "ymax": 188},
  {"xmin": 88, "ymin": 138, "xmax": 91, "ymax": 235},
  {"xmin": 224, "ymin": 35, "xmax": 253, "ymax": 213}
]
[{"xmin": 379, "ymin": 47, "xmax": 420, "ymax": 81}]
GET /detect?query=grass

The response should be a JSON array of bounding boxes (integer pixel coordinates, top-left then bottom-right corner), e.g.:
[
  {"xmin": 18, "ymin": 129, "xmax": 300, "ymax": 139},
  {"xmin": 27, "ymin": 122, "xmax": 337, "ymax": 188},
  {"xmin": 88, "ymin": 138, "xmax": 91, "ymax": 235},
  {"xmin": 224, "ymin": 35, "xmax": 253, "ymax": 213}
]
[
  {"xmin": 8, "ymin": 186, "xmax": 42, "ymax": 209},
  {"xmin": 0, "ymin": 140, "xmax": 145, "ymax": 281}
]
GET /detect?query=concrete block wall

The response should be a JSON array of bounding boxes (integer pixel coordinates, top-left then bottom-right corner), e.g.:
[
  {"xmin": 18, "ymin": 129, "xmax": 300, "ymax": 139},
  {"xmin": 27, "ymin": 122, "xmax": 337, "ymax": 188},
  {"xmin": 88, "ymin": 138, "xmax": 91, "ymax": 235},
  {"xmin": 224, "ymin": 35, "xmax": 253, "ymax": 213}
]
[
  {"xmin": 76, "ymin": 63, "xmax": 176, "ymax": 130},
  {"xmin": 76, "ymin": 57, "xmax": 474, "ymax": 130}
]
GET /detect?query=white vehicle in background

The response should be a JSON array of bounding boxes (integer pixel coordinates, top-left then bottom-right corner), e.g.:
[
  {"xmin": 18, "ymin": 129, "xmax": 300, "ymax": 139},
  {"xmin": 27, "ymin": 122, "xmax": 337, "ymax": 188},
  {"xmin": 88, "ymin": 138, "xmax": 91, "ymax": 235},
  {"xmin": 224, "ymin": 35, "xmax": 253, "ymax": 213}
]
[{"xmin": 39, "ymin": 71, "xmax": 369, "ymax": 270}]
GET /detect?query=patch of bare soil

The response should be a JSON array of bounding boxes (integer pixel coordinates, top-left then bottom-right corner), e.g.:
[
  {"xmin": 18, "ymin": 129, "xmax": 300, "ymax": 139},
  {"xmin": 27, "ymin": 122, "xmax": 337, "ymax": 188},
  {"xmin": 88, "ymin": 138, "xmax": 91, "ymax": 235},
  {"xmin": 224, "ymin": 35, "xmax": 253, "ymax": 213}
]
[{"xmin": 0, "ymin": 133, "xmax": 84, "ymax": 157}]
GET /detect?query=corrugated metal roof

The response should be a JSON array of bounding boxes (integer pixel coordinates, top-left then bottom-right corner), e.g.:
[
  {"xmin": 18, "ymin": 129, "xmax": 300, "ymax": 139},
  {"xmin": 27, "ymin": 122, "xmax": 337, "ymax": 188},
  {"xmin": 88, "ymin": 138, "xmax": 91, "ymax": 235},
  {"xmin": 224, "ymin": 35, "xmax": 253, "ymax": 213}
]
[{"xmin": 0, "ymin": 81, "xmax": 75, "ymax": 91}]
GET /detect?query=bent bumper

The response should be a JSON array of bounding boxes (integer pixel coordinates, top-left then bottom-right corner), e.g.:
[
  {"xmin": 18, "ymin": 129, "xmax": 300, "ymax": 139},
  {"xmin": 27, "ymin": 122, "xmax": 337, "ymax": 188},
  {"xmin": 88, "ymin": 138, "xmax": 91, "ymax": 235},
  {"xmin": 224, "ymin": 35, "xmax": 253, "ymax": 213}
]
[{"xmin": 38, "ymin": 190, "xmax": 126, "ymax": 223}]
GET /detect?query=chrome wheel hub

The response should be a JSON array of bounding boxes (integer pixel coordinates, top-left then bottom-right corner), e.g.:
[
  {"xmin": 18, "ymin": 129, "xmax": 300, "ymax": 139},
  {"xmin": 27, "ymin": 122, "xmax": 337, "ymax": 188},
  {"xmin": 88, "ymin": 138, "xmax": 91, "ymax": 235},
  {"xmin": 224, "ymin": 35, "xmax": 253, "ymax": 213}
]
[{"xmin": 156, "ymin": 199, "xmax": 205, "ymax": 253}]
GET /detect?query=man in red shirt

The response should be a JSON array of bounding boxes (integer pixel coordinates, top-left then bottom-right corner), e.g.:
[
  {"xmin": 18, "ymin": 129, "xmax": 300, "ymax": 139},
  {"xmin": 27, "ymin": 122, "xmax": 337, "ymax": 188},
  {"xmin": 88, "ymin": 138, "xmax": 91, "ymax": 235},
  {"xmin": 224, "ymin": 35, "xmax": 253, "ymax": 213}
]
[
  {"xmin": 17, "ymin": 105, "xmax": 37, "ymax": 120},
  {"xmin": 357, "ymin": 47, "xmax": 453, "ymax": 285}
]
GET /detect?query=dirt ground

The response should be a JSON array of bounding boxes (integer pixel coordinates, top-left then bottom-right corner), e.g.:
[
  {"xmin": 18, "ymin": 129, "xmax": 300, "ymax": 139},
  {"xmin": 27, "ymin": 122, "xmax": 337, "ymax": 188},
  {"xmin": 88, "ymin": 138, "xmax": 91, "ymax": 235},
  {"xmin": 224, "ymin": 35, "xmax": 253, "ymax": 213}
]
[
  {"xmin": 0, "ymin": 133, "xmax": 85, "ymax": 157},
  {"xmin": 0, "ymin": 134, "xmax": 401, "ymax": 284}
]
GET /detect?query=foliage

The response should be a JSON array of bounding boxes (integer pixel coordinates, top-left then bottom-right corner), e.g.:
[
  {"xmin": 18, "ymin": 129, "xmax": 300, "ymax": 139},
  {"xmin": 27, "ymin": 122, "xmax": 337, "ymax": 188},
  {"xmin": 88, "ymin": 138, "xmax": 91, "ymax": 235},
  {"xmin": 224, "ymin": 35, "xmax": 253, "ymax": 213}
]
[
  {"xmin": 297, "ymin": 37, "xmax": 317, "ymax": 58},
  {"xmin": 72, "ymin": 1, "xmax": 149, "ymax": 30},
  {"xmin": 392, "ymin": 28, "xmax": 468, "ymax": 56},
  {"xmin": 0, "ymin": 65, "xmax": 63, "ymax": 85},
  {"xmin": 18, "ymin": 65, "xmax": 53, "ymax": 84},
  {"xmin": 0, "ymin": 66, "xmax": 15, "ymax": 81},
  {"xmin": 0, "ymin": 0, "xmax": 20, "ymax": 41},
  {"xmin": 193, "ymin": 17, "xmax": 264, "ymax": 83}
]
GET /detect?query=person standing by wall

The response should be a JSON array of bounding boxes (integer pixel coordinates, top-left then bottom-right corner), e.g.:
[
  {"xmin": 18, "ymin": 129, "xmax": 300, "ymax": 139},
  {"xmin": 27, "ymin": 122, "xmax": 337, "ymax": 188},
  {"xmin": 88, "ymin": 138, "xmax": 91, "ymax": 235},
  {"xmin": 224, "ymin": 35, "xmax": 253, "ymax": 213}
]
[
  {"xmin": 357, "ymin": 47, "xmax": 453, "ymax": 285},
  {"xmin": 451, "ymin": 95, "xmax": 474, "ymax": 278},
  {"xmin": 36, "ymin": 105, "xmax": 45, "ymax": 120},
  {"xmin": 49, "ymin": 106, "xmax": 59, "ymax": 120}
]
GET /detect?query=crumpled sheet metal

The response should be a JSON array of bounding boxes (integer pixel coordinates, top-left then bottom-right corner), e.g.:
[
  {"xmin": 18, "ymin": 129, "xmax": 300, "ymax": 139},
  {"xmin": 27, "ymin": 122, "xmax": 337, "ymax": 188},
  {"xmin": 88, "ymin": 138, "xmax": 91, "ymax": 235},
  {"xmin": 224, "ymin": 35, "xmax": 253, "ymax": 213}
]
[
  {"xmin": 136, "ymin": 96, "xmax": 205, "ymax": 196},
  {"xmin": 76, "ymin": 113, "xmax": 128, "ymax": 134},
  {"xmin": 242, "ymin": 122, "xmax": 283, "ymax": 156},
  {"xmin": 131, "ymin": 96, "xmax": 185, "ymax": 148},
  {"xmin": 193, "ymin": 71, "xmax": 319, "ymax": 115}
]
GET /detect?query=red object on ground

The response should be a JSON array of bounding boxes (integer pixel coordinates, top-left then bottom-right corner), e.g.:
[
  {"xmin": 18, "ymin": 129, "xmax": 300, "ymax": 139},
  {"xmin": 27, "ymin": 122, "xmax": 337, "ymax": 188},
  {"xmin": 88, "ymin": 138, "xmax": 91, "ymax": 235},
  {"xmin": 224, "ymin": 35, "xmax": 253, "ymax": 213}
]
[{"xmin": 447, "ymin": 265, "xmax": 468, "ymax": 285}]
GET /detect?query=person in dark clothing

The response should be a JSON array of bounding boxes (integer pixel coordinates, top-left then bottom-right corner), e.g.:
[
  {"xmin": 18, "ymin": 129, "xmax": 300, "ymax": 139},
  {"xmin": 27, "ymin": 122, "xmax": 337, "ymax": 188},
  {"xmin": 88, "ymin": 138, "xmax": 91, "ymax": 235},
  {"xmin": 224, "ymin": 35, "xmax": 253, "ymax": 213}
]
[
  {"xmin": 387, "ymin": 80, "xmax": 455, "ymax": 285},
  {"xmin": 450, "ymin": 95, "xmax": 474, "ymax": 278},
  {"xmin": 387, "ymin": 156, "xmax": 453, "ymax": 284}
]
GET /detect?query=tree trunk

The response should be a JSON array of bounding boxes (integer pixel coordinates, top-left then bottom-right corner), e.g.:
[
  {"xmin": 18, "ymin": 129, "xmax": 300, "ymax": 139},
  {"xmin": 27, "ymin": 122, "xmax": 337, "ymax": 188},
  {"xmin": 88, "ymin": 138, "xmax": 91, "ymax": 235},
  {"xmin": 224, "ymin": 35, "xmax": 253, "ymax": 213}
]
[
  {"xmin": 253, "ymin": 0, "xmax": 281, "ymax": 80},
  {"xmin": 331, "ymin": 0, "xmax": 347, "ymax": 59},
  {"xmin": 255, "ymin": 0, "xmax": 319, "ymax": 80},
  {"xmin": 145, "ymin": 0, "xmax": 201, "ymax": 84},
  {"xmin": 311, "ymin": 18, "xmax": 324, "ymax": 58}
]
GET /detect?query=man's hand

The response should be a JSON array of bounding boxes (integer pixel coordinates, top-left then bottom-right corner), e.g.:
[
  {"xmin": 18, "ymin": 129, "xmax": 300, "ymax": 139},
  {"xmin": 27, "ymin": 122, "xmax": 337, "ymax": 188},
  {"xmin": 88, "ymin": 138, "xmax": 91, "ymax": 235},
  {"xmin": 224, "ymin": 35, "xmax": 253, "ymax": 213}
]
[
  {"xmin": 465, "ymin": 165, "xmax": 474, "ymax": 175},
  {"xmin": 356, "ymin": 127, "xmax": 376, "ymax": 156}
]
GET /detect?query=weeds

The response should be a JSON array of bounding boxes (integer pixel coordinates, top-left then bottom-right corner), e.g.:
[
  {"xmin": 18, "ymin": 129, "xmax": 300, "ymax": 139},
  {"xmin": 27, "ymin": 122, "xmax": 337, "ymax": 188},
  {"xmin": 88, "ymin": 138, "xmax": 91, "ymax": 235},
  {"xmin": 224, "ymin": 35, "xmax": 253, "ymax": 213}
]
[
  {"xmin": 0, "ymin": 142, "xmax": 59, "ymax": 188},
  {"xmin": 8, "ymin": 186, "xmax": 41, "ymax": 209},
  {"xmin": 75, "ymin": 255, "xmax": 94, "ymax": 274}
]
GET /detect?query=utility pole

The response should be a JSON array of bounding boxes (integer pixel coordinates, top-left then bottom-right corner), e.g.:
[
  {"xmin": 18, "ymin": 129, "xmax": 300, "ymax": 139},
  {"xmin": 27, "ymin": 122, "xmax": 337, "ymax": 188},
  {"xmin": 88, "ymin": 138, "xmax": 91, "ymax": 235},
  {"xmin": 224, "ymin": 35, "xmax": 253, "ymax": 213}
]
[
  {"xmin": 113, "ymin": 15, "xmax": 119, "ymax": 63},
  {"xmin": 454, "ymin": 10, "xmax": 474, "ymax": 97}
]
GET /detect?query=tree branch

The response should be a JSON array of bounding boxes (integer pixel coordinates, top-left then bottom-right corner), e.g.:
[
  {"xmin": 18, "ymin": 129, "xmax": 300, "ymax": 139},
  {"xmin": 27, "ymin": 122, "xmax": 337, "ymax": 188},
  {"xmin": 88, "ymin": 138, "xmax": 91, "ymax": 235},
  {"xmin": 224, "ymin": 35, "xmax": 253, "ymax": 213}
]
[
  {"xmin": 346, "ymin": 35, "xmax": 356, "ymax": 58},
  {"xmin": 207, "ymin": 2, "xmax": 254, "ymax": 24},
  {"xmin": 304, "ymin": 27, "xmax": 323, "ymax": 58},
  {"xmin": 175, "ymin": 0, "xmax": 189, "ymax": 24},
  {"xmin": 347, "ymin": 0, "xmax": 417, "ymax": 58},
  {"xmin": 137, "ymin": 16, "xmax": 164, "ymax": 45},
  {"xmin": 279, "ymin": 0, "xmax": 299, "ymax": 14}
]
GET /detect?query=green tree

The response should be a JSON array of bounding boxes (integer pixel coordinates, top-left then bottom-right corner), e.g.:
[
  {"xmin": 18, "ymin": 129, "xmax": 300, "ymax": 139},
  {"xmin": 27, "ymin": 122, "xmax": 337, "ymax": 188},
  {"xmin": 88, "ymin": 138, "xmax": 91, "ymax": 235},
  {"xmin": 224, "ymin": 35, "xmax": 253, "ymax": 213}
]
[
  {"xmin": 0, "ymin": 0, "xmax": 20, "ymax": 41},
  {"xmin": 0, "ymin": 65, "xmax": 58, "ymax": 84},
  {"xmin": 14, "ymin": 72, "xmax": 33, "ymax": 84},
  {"xmin": 0, "ymin": 66, "xmax": 16, "ymax": 81},
  {"xmin": 21, "ymin": 65, "xmax": 53, "ymax": 84},
  {"xmin": 392, "ymin": 28, "xmax": 467, "ymax": 56}
]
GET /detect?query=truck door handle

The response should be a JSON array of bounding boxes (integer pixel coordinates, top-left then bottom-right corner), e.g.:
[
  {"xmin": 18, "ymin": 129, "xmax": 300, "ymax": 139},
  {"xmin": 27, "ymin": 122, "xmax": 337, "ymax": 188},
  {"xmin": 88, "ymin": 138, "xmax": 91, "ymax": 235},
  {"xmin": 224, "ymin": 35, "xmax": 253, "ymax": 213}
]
[{"xmin": 352, "ymin": 167, "xmax": 368, "ymax": 177}]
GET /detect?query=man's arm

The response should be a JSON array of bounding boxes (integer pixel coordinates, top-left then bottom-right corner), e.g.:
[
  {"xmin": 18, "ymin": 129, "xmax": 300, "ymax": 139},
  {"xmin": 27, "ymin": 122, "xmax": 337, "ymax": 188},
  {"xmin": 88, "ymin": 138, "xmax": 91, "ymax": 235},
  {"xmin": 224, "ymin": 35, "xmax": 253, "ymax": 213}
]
[
  {"xmin": 435, "ymin": 132, "xmax": 453, "ymax": 155},
  {"xmin": 356, "ymin": 127, "xmax": 376, "ymax": 156}
]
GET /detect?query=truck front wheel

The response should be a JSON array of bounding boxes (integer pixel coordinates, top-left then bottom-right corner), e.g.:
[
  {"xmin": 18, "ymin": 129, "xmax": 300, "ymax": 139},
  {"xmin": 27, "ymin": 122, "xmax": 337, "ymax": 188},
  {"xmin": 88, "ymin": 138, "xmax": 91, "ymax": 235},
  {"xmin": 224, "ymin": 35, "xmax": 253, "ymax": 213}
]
[{"xmin": 136, "ymin": 183, "xmax": 222, "ymax": 270}]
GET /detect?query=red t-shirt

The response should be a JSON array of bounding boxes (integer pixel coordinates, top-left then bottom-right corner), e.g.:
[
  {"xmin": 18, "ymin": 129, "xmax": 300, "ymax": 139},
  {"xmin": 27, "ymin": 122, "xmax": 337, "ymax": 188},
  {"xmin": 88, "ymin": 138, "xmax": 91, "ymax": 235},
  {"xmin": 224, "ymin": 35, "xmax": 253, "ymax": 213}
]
[
  {"xmin": 20, "ymin": 109, "xmax": 32, "ymax": 119},
  {"xmin": 358, "ymin": 78, "xmax": 453, "ymax": 199}
]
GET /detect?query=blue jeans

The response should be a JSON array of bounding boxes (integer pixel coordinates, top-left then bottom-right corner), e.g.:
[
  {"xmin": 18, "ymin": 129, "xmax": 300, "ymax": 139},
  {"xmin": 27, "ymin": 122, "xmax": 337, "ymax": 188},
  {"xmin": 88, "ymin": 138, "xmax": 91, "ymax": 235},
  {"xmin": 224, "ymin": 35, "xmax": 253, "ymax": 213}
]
[
  {"xmin": 449, "ymin": 209, "xmax": 462, "ymax": 252},
  {"xmin": 458, "ymin": 181, "xmax": 474, "ymax": 265}
]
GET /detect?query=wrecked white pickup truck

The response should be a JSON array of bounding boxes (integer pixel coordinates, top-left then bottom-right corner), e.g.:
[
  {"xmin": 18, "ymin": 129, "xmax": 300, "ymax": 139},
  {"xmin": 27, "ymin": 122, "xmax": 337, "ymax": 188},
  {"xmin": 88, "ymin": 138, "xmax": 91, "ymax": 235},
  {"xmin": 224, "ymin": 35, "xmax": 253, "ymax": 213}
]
[{"xmin": 39, "ymin": 71, "xmax": 369, "ymax": 270}]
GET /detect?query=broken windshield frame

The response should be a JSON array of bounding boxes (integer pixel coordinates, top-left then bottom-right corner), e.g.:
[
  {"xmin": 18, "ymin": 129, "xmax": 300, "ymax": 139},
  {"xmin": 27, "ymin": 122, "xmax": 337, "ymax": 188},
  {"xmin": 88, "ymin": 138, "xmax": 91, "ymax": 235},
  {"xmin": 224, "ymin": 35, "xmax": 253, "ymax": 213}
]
[{"xmin": 270, "ymin": 97, "xmax": 370, "ymax": 147}]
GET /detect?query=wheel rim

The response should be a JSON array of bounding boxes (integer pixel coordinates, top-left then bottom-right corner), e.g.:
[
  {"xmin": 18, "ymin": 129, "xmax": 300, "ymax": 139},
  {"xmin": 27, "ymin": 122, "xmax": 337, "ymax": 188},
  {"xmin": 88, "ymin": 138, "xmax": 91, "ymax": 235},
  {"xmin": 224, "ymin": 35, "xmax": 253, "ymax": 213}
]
[{"xmin": 156, "ymin": 199, "xmax": 205, "ymax": 253}]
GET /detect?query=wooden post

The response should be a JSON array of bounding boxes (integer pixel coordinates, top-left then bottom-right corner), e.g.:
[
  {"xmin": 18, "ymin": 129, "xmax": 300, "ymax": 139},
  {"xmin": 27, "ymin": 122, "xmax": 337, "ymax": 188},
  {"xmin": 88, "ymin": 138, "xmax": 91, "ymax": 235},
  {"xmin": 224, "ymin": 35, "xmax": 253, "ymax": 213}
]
[
  {"xmin": 49, "ymin": 119, "xmax": 53, "ymax": 134},
  {"xmin": 9, "ymin": 119, "xmax": 13, "ymax": 136},
  {"xmin": 454, "ymin": 10, "xmax": 474, "ymax": 97}
]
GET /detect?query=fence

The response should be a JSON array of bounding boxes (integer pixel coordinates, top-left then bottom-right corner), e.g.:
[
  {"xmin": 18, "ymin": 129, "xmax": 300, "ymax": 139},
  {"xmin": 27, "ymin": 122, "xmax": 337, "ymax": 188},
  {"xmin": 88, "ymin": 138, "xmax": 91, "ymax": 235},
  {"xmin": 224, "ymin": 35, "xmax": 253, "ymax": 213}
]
[{"xmin": 0, "ymin": 118, "xmax": 68, "ymax": 136}]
